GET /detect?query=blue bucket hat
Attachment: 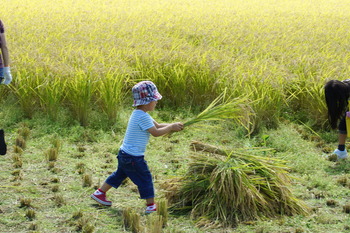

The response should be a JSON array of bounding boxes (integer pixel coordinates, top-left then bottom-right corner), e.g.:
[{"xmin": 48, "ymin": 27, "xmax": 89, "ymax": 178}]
[{"xmin": 132, "ymin": 81, "xmax": 162, "ymax": 107}]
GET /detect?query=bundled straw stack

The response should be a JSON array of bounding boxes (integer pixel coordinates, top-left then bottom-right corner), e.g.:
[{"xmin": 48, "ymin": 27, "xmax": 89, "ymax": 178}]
[
  {"xmin": 169, "ymin": 142, "xmax": 310, "ymax": 227},
  {"xmin": 183, "ymin": 89, "xmax": 251, "ymax": 131}
]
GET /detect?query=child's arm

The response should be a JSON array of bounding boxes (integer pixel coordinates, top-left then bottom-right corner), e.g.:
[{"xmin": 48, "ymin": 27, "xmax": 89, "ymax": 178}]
[
  {"xmin": 148, "ymin": 121, "xmax": 183, "ymax": 137},
  {"xmin": 153, "ymin": 122, "xmax": 171, "ymax": 128}
]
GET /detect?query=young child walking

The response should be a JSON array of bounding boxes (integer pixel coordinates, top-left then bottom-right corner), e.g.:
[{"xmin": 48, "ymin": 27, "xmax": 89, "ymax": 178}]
[{"xmin": 91, "ymin": 81, "xmax": 184, "ymax": 213}]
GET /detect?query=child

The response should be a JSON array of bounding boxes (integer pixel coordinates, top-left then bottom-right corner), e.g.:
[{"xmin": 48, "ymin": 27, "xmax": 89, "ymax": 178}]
[
  {"xmin": 91, "ymin": 81, "xmax": 184, "ymax": 213},
  {"xmin": 324, "ymin": 79, "xmax": 350, "ymax": 159}
]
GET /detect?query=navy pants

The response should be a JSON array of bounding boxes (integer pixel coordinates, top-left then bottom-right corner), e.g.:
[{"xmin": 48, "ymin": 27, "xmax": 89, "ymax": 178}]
[{"xmin": 105, "ymin": 150, "xmax": 154, "ymax": 199}]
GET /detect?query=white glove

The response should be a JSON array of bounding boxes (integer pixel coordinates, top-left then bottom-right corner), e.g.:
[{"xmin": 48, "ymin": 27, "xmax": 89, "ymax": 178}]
[{"xmin": 3, "ymin": 67, "xmax": 12, "ymax": 85}]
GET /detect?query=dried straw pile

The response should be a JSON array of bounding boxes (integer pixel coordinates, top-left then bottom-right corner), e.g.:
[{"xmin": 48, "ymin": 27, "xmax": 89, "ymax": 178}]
[{"xmin": 167, "ymin": 142, "xmax": 310, "ymax": 227}]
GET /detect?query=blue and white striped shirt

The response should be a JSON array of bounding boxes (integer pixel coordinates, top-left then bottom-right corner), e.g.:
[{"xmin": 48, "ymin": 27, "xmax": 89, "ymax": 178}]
[{"xmin": 120, "ymin": 109, "xmax": 154, "ymax": 156}]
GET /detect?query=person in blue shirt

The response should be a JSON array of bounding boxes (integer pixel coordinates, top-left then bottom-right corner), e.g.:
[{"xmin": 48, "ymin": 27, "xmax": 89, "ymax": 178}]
[{"xmin": 91, "ymin": 81, "xmax": 184, "ymax": 213}]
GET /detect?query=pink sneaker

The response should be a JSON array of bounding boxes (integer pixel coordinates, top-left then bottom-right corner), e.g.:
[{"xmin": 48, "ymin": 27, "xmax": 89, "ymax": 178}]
[
  {"xmin": 145, "ymin": 203, "xmax": 157, "ymax": 214},
  {"xmin": 90, "ymin": 189, "xmax": 112, "ymax": 206}
]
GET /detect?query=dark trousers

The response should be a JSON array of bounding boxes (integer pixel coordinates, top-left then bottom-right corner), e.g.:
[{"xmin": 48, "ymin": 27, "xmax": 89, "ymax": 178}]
[
  {"xmin": 0, "ymin": 129, "xmax": 7, "ymax": 155},
  {"xmin": 339, "ymin": 115, "xmax": 347, "ymax": 135},
  {"xmin": 105, "ymin": 150, "xmax": 154, "ymax": 199}
]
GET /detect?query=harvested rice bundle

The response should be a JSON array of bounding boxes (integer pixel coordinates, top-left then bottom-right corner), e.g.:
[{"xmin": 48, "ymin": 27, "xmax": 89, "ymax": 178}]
[
  {"xmin": 171, "ymin": 143, "xmax": 310, "ymax": 227},
  {"xmin": 184, "ymin": 89, "xmax": 250, "ymax": 129}
]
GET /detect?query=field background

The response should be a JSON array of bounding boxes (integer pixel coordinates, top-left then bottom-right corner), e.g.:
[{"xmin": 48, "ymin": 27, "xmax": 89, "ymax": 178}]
[
  {"xmin": 3, "ymin": 0, "xmax": 350, "ymax": 128},
  {"xmin": 1, "ymin": 0, "xmax": 350, "ymax": 232}
]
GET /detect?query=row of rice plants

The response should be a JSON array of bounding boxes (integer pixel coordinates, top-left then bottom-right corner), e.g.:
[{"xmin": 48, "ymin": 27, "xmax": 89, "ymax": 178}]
[{"xmin": 3, "ymin": 0, "xmax": 350, "ymax": 129}]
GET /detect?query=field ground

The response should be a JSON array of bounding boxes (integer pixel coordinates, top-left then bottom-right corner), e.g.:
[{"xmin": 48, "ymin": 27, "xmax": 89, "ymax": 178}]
[{"xmin": 0, "ymin": 105, "xmax": 350, "ymax": 233}]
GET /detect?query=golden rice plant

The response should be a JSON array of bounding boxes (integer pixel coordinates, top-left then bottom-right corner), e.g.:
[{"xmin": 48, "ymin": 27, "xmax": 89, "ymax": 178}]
[
  {"xmin": 343, "ymin": 204, "xmax": 350, "ymax": 214},
  {"xmin": 73, "ymin": 216, "xmax": 94, "ymax": 232},
  {"xmin": 145, "ymin": 61, "xmax": 221, "ymax": 108},
  {"xmin": 25, "ymin": 209, "xmax": 36, "ymax": 221},
  {"xmin": 286, "ymin": 75, "xmax": 327, "ymax": 128},
  {"xmin": 45, "ymin": 148, "xmax": 58, "ymax": 161},
  {"xmin": 71, "ymin": 210, "xmax": 83, "ymax": 220},
  {"xmin": 35, "ymin": 77, "xmax": 66, "ymax": 120},
  {"xmin": 12, "ymin": 160, "xmax": 23, "ymax": 169},
  {"xmin": 15, "ymin": 136, "xmax": 26, "ymax": 150},
  {"xmin": 48, "ymin": 161, "xmax": 55, "ymax": 170},
  {"xmin": 28, "ymin": 222, "xmax": 38, "ymax": 230},
  {"xmin": 50, "ymin": 177, "xmax": 60, "ymax": 183},
  {"xmin": 17, "ymin": 126, "xmax": 31, "ymax": 140},
  {"xmin": 4, "ymin": 0, "xmax": 349, "ymax": 132},
  {"xmin": 13, "ymin": 145, "xmax": 24, "ymax": 154},
  {"xmin": 172, "ymin": 146, "xmax": 310, "ymax": 226},
  {"xmin": 12, "ymin": 154, "xmax": 23, "ymax": 168},
  {"xmin": 11, "ymin": 170, "xmax": 22, "ymax": 181},
  {"xmin": 122, "ymin": 207, "xmax": 142, "ymax": 233},
  {"xmin": 97, "ymin": 71, "xmax": 129, "ymax": 123},
  {"xmin": 184, "ymin": 89, "xmax": 251, "ymax": 131},
  {"xmin": 50, "ymin": 135, "xmax": 62, "ymax": 151},
  {"xmin": 51, "ymin": 185, "xmax": 59, "ymax": 193},
  {"xmin": 65, "ymin": 72, "xmax": 95, "ymax": 126},
  {"xmin": 156, "ymin": 199, "xmax": 168, "ymax": 227},
  {"xmin": 76, "ymin": 162, "xmax": 86, "ymax": 174},
  {"xmin": 20, "ymin": 198, "xmax": 33, "ymax": 208},
  {"xmin": 9, "ymin": 71, "xmax": 40, "ymax": 118},
  {"xmin": 12, "ymin": 155, "xmax": 22, "ymax": 162},
  {"xmin": 82, "ymin": 174, "xmax": 92, "ymax": 187},
  {"xmin": 53, "ymin": 194, "xmax": 65, "ymax": 207},
  {"xmin": 11, "ymin": 169, "xmax": 22, "ymax": 177},
  {"xmin": 0, "ymin": 85, "xmax": 10, "ymax": 102},
  {"xmin": 244, "ymin": 77, "xmax": 285, "ymax": 131},
  {"xmin": 146, "ymin": 214, "xmax": 163, "ymax": 233},
  {"xmin": 336, "ymin": 176, "xmax": 348, "ymax": 187},
  {"xmin": 82, "ymin": 224, "xmax": 95, "ymax": 233}
]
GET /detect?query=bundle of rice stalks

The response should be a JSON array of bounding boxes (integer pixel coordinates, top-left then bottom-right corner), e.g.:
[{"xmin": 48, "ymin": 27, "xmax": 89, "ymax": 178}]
[
  {"xmin": 183, "ymin": 89, "xmax": 252, "ymax": 131},
  {"xmin": 172, "ymin": 143, "xmax": 310, "ymax": 227}
]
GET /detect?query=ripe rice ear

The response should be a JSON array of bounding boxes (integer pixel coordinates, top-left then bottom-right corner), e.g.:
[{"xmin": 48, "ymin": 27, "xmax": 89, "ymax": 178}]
[
  {"xmin": 97, "ymin": 71, "xmax": 128, "ymax": 123},
  {"xmin": 184, "ymin": 89, "xmax": 250, "ymax": 129}
]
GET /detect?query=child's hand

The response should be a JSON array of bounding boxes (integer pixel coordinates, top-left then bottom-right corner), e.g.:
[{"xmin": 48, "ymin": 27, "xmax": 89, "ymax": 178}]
[{"xmin": 171, "ymin": 122, "xmax": 184, "ymax": 132}]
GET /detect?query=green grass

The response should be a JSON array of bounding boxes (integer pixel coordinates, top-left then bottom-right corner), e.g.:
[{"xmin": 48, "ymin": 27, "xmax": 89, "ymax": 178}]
[{"xmin": 1, "ymin": 106, "xmax": 350, "ymax": 232}]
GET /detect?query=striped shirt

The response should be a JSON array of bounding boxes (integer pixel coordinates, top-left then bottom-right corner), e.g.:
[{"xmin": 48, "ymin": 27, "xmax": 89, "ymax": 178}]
[{"xmin": 120, "ymin": 109, "xmax": 154, "ymax": 156}]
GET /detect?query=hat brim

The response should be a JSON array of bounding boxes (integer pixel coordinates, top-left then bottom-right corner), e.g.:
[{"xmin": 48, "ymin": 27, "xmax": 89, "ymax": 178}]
[{"xmin": 132, "ymin": 94, "xmax": 162, "ymax": 107}]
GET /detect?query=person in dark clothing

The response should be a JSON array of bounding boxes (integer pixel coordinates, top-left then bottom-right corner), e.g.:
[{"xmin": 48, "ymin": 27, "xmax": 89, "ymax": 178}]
[{"xmin": 324, "ymin": 79, "xmax": 350, "ymax": 160}]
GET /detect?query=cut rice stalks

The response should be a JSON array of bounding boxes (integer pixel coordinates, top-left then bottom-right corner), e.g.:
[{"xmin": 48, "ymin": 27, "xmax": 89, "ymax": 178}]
[
  {"xmin": 171, "ymin": 142, "xmax": 310, "ymax": 227},
  {"xmin": 184, "ymin": 89, "xmax": 252, "ymax": 131}
]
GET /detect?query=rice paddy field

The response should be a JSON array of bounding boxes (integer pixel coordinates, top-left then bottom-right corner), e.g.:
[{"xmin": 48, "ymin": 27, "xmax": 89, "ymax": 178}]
[{"xmin": 1, "ymin": 0, "xmax": 350, "ymax": 232}]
